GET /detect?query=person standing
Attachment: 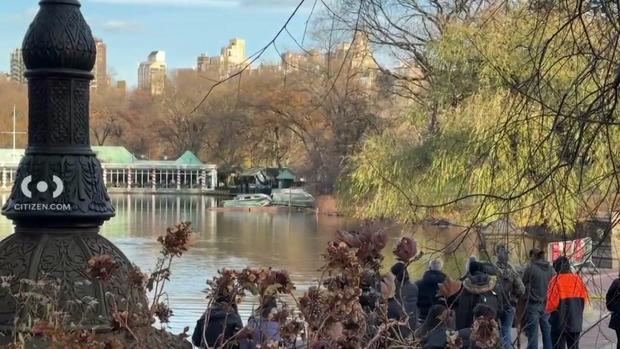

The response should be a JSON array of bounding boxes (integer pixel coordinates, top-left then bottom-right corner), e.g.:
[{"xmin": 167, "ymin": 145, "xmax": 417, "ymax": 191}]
[
  {"xmin": 522, "ymin": 248, "xmax": 555, "ymax": 349},
  {"xmin": 382, "ymin": 273, "xmax": 413, "ymax": 342},
  {"xmin": 606, "ymin": 271, "xmax": 620, "ymax": 349},
  {"xmin": 416, "ymin": 259, "xmax": 447, "ymax": 322},
  {"xmin": 454, "ymin": 261, "xmax": 501, "ymax": 330},
  {"xmin": 494, "ymin": 244, "xmax": 525, "ymax": 348},
  {"xmin": 391, "ymin": 261, "xmax": 420, "ymax": 331},
  {"xmin": 546, "ymin": 256, "xmax": 588, "ymax": 349}
]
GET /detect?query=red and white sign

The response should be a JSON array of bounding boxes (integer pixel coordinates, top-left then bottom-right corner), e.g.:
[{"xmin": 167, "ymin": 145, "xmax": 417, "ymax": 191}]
[{"xmin": 547, "ymin": 238, "xmax": 592, "ymax": 264}]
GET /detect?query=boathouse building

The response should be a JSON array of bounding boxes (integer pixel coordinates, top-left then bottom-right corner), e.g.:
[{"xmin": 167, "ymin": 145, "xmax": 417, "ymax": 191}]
[{"xmin": 0, "ymin": 147, "xmax": 218, "ymax": 193}]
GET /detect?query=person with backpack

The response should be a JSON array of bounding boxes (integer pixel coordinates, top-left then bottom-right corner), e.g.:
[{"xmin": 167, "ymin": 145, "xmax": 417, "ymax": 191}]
[
  {"xmin": 607, "ymin": 270, "xmax": 620, "ymax": 349},
  {"xmin": 494, "ymin": 244, "xmax": 525, "ymax": 348},
  {"xmin": 454, "ymin": 260, "xmax": 502, "ymax": 330},
  {"xmin": 546, "ymin": 256, "xmax": 588, "ymax": 349},
  {"xmin": 522, "ymin": 248, "xmax": 555, "ymax": 349}
]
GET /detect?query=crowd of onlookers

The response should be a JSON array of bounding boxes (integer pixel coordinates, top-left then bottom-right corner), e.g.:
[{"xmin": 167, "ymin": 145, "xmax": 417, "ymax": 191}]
[{"xmin": 191, "ymin": 244, "xmax": 620, "ymax": 349}]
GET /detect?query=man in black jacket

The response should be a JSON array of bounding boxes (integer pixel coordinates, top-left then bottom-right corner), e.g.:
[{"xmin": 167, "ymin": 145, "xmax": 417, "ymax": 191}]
[
  {"xmin": 415, "ymin": 259, "xmax": 447, "ymax": 322},
  {"xmin": 192, "ymin": 296, "xmax": 244, "ymax": 349},
  {"xmin": 522, "ymin": 248, "xmax": 555, "ymax": 349}
]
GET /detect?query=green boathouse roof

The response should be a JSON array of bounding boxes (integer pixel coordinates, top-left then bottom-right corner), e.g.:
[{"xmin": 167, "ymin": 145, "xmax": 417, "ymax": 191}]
[{"xmin": 0, "ymin": 146, "xmax": 213, "ymax": 169}]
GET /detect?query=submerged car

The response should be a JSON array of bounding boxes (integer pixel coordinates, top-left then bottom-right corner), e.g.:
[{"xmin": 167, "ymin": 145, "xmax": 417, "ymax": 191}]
[
  {"xmin": 221, "ymin": 194, "xmax": 272, "ymax": 208},
  {"xmin": 271, "ymin": 188, "xmax": 315, "ymax": 208}
]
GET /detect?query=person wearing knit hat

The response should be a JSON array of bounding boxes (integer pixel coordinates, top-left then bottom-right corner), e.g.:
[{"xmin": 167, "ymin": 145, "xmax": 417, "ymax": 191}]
[{"xmin": 415, "ymin": 258, "xmax": 447, "ymax": 323}]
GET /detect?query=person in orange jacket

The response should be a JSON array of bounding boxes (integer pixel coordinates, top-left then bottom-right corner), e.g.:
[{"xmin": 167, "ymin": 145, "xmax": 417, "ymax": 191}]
[{"xmin": 546, "ymin": 256, "xmax": 589, "ymax": 349}]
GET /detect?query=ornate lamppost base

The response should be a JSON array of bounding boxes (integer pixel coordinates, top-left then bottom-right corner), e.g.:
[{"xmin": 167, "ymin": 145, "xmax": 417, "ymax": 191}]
[{"xmin": 0, "ymin": 229, "xmax": 149, "ymax": 333}]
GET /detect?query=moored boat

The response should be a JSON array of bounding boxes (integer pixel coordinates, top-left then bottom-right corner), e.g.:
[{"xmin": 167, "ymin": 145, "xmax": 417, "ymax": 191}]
[
  {"xmin": 271, "ymin": 188, "xmax": 315, "ymax": 208},
  {"xmin": 221, "ymin": 194, "xmax": 272, "ymax": 208}
]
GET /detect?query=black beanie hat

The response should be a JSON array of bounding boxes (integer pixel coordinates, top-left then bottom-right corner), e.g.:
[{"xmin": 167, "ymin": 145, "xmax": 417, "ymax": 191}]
[{"xmin": 469, "ymin": 261, "xmax": 484, "ymax": 275}]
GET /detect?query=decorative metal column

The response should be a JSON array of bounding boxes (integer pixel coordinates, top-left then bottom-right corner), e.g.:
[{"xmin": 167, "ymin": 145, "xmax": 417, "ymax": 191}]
[
  {"xmin": 0, "ymin": 0, "xmax": 147, "ymax": 333},
  {"xmin": 210, "ymin": 169, "xmax": 218, "ymax": 190}
]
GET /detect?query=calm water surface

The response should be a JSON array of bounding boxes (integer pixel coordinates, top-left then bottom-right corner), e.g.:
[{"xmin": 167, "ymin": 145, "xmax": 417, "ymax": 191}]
[{"xmin": 0, "ymin": 194, "xmax": 473, "ymax": 333}]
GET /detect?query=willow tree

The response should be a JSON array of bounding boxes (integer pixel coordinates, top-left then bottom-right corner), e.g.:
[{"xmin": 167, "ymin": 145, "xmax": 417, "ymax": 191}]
[{"xmin": 339, "ymin": 0, "xmax": 620, "ymax": 234}]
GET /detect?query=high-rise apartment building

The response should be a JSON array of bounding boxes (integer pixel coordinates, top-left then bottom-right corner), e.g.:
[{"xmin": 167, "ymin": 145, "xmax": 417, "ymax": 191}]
[
  {"xmin": 138, "ymin": 51, "xmax": 167, "ymax": 96},
  {"xmin": 92, "ymin": 39, "xmax": 109, "ymax": 91},
  {"xmin": 10, "ymin": 49, "xmax": 26, "ymax": 84},
  {"xmin": 221, "ymin": 38, "xmax": 246, "ymax": 68},
  {"xmin": 197, "ymin": 38, "xmax": 247, "ymax": 78}
]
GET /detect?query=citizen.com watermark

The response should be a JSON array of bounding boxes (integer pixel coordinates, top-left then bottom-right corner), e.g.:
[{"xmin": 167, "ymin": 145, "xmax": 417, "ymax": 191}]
[
  {"xmin": 15, "ymin": 174, "xmax": 71, "ymax": 212},
  {"xmin": 14, "ymin": 203, "xmax": 72, "ymax": 211}
]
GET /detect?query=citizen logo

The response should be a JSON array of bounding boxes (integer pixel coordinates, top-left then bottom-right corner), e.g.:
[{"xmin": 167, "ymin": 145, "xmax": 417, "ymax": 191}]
[{"xmin": 20, "ymin": 175, "xmax": 64, "ymax": 199}]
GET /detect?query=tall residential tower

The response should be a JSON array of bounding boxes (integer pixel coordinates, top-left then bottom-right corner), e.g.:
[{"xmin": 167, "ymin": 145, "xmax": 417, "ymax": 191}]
[
  {"xmin": 138, "ymin": 51, "xmax": 167, "ymax": 96},
  {"xmin": 9, "ymin": 49, "xmax": 26, "ymax": 84},
  {"xmin": 92, "ymin": 38, "xmax": 109, "ymax": 91}
]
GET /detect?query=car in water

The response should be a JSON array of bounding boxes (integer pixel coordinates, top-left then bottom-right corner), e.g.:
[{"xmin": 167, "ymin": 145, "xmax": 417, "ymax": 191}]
[{"xmin": 221, "ymin": 194, "xmax": 272, "ymax": 208}]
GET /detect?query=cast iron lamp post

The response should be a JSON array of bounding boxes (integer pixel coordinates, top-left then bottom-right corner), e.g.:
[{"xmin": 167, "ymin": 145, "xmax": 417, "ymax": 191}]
[{"xmin": 0, "ymin": 0, "xmax": 147, "ymax": 336}]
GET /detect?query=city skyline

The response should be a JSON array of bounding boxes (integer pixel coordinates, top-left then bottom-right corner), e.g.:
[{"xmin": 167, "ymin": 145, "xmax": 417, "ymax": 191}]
[{"xmin": 0, "ymin": 0, "xmax": 315, "ymax": 87}]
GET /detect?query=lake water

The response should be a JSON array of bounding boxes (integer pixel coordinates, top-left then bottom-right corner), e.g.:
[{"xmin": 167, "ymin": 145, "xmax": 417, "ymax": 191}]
[{"xmin": 0, "ymin": 194, "xmax": 475, "ymax": 333}]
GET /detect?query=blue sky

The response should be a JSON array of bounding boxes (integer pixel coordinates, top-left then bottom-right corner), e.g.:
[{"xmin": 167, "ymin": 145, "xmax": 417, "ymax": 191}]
[{"xmin": 0, "ymin": 0, "xmax": 317, "ymax": 87}]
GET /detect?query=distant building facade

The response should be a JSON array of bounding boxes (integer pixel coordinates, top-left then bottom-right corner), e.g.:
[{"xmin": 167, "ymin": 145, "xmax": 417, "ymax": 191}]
[
  {"xmin": 10, "ymin": 49, "xmax": 26, "ymax": 85},
  {"xmin": 276, "ymin": 32, "xmax": 377, "ymax": 87},
  {"xmin": 116, "ymin": 80, "xmax": 127, "ymax": 95},
  {"xmin": 139, "ymin": 51, "xmax": 167, "ymax": 96},
  {"xmin": 280, "ymin": 49, "xmax": 323, "ymax": 73},
  {"xmin": 331, "ymin": 31, "xmax": 377, "ymax": 87},
  {"xmin": 197, "ymin": 38, "xmax": 247, "ymax": 78},
  {"xmin": 92, "ymin": 39, "xmax": 109, "ymax": 91}
]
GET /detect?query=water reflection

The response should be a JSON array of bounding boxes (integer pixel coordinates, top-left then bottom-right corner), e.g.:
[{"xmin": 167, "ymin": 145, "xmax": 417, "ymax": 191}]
[
  {"xmin": 0, "ymin": 194, "xmax": 354, "ymax": 332},
  {"xmin": 0, "ymin": 194, "xmax": 475, "ymax": 333}
]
